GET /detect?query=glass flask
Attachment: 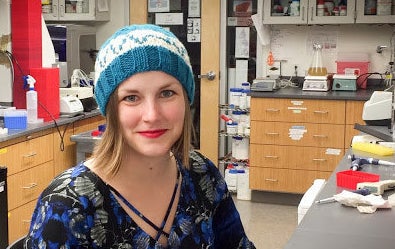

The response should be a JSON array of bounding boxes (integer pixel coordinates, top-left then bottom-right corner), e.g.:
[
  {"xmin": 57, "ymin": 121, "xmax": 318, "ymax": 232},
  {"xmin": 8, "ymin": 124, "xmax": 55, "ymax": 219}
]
[{"xmin": 307, "ymin": 43, "xmax": 328, "ymax": 76}]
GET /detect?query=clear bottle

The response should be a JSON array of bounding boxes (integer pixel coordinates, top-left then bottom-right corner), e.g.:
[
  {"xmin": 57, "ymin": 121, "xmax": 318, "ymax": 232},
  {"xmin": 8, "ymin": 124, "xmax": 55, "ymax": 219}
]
[
  {"xmin": 25, "ymin": 75, "xmax": 38, "ymax": 123},
  {"xmin": 307, "ymin": 43, "xmax": 328, "ymax": 76}
]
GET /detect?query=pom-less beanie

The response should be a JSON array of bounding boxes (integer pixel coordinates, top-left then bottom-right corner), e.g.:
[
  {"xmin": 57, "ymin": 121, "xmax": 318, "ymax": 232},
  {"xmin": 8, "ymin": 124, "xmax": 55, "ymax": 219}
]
[{"xmin": 94, "ymin": 24, "xmax": 195, "ymax": 116}]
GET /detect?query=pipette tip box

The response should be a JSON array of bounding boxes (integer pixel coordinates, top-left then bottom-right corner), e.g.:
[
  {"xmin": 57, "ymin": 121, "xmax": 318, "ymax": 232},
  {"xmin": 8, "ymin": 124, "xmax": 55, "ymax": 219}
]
[
  {"xmin": 4, "ymin": 109, "xmax": 27, "ymax": 130},
  {"xmin": 336, "ymin": 170, "xmax": 379, "ymax": 190}
]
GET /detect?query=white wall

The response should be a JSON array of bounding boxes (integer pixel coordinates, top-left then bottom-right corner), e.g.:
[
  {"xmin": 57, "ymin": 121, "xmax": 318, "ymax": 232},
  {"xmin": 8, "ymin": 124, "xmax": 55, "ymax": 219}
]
[
  {"xmin": 258, "ymin": 24, "xmax": 395, "ymax": 79},
  {"xmin": 0, "ymin": 0, "xmax": 12, "ymax": 104}
]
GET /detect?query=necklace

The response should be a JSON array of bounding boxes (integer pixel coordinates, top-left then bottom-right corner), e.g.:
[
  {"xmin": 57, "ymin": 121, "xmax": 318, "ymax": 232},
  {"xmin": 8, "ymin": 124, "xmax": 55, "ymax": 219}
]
[{"xmin": 107, "ymin": 164, "xmax": 180, "ymax": 241}]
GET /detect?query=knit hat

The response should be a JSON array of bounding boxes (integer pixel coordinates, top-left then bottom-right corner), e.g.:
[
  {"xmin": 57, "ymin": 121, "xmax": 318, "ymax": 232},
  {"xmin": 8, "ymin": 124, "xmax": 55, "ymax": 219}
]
[{"xmin": 94, "ymin": 24, "xmax": 195, "ymax": 115}]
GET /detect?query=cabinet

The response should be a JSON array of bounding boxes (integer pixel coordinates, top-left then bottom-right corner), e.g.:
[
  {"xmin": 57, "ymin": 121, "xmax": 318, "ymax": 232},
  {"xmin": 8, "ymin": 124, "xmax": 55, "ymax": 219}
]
[
  {"xmin": 0, "ymin": 131, "xmax": 54, "ymax": 242},
  {"xmin": 263, "ymin": 0, "xmax": 355, "ymax": 24},
  {"xmin": 249, "ymin": 97, "xmax": 365, "ymax": 194},
  {"xmin": 263, "ymin": 0, "xmax": 394, "ymax": 24},
  {"xmin": 42, "ymin": 0, "xmax": 110, "ymax": 21}
]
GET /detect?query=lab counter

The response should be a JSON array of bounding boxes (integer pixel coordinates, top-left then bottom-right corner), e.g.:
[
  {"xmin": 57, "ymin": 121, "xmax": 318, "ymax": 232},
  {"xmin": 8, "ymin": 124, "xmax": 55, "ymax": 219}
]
[
  {"xmin": 249, "ymin": 87, "xmax": 374, "ymax": 101},
  {"xmin": 0, "ymin": 110, "xmax": 102, "ymax": 146},
  {"xmin": 284, "ymin": 148, "xmax": 395, "ymax": 249}
]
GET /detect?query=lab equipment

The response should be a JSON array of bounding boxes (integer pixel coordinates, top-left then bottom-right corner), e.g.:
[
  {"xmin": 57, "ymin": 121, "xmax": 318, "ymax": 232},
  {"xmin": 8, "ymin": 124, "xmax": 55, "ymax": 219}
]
[
  {"xmin": 60, "ymin": 96, "xmax": 84, "ymax": 117},
  {"xmin": 349, "ymin": 154, "xmax": 395, "ymax": 167},
  {"xmin": 362, "ymin": 91, "xmax": 391, "ymax": 126},
  {"xmin": 302, "ymin": 75, "xmax": 330, "ymax": 91},
  {"xmin": 332, "ymin": 74, "xmax": 357, "ymax": 91},
  {"xmin": 316, "ymin": 188, "xmax": 371, "ymax": 204},
  {"xmin": 351, "ymin": 142, "xmax": 394, "ymax": 156},
  {"xmin": 356, "ymin": 180, "xmax": 395, "ymax": 195},
  {"xmin": 307, "ymin": 43, "xmax": 327, "ymax": 76}
]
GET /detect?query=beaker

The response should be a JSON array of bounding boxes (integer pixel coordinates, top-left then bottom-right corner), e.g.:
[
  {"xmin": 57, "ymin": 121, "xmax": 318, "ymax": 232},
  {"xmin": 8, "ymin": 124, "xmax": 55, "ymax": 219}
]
[{"xmin": 307, "ymin": 43, "xmax": 328, "ymax": 76}]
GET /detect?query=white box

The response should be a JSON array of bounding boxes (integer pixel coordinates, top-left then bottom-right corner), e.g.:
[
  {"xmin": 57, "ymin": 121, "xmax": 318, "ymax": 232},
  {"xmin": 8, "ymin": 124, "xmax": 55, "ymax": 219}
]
[{"xmin": 298, "ymin": 179, "xmax": 326, "ymax": 224}]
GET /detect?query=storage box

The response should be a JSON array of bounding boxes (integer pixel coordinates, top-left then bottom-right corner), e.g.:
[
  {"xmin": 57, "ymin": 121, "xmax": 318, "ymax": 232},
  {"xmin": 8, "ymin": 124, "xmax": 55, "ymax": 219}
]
[
  {"xmin": 336, "ymin": 170, "xmax": 379, "ymax": 190},
  {"xmin": 4, "ymin": 110, "xmax": 27, "ymax": 130}
]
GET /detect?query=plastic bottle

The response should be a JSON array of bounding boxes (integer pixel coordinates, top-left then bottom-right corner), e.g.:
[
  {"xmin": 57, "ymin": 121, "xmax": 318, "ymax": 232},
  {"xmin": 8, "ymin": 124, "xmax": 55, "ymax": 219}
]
[{"xmin": 25, "ymin": 75, "xmax": 38, "ymax": 123}]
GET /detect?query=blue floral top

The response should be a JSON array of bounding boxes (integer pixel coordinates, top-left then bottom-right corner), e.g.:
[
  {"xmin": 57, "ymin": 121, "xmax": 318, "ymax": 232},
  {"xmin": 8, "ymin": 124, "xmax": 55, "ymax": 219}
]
[{"xmin": 25, "ymin": 151, "xmax": 255, "ymax": 249}]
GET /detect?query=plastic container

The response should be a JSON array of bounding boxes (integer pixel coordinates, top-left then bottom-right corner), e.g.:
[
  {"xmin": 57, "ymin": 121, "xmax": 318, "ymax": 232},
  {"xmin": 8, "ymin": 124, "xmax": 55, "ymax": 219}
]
[
  {"xmin": 225, "ymin": 167, "xmax": 238, "ymax": 192},
  {"xmin": 336, "ymin": 170, "xmax": 380, "ymax": 190},
  {"xmin": 232, "ymin": 136, "xmax": 249, "ymax": 160},
  {"xmin": 237, "ymin": 169, "xmax": 252, "ymax": 200},
  {"xmin": 229, "ymin": 88, "xmax": 243, "ymax": 108},
  {"xmin": 4, "ymin": 110, "xmax": 27, "ymax": 130}
]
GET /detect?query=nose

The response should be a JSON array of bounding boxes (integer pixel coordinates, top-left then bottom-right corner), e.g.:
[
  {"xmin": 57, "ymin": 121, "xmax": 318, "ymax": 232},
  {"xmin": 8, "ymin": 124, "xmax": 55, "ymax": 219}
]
[{"xmin": 141, "ymin": 99, "xmax": 161, "ymax": 122}]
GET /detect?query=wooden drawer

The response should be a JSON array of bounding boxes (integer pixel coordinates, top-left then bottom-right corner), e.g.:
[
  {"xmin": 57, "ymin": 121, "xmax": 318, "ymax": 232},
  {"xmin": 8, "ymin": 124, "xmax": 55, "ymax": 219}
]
[
  {"xmin": 7, "ymin": 161, "xmax": 54, "ymax": 210},
  {"xmin": 0, "ymin": 133, "xmax": 53, "ymax": 176},
  {"xmin": 8, "ymin": 200, "xmax": 36, "ymax": 243},
  {"xmin": 250, "ymin": 98, "xmax": 346, "ymax": 124},
  {"xmin": 249, "ymin": 167, "xmax": 331, "ymax": 194},
  {"xmin": 346, "ymin": 100, "xmax": 365, "ymax": 125},
  {"xmin": 250, "ymin": 121, "xmax": 345, "ymax": 148},
  {"xmin": 249, "ymin": 144, "xmax": 344, "ymax": 172},
  {"xmin": 73, "ymin": 115, "xmax": 105, "ymax": 134}
]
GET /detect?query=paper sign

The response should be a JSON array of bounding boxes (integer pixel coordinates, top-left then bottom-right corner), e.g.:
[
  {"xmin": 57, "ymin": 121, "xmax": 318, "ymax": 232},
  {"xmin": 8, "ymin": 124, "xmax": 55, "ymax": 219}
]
[
  {"xmin": 148, "ymin": 0, "xmax": 170, "ymax": 12},
  {"xmin": 187, "ymin": 18, "xmax": 200, "ymax": 42},
  {"xmin": 155, "ymin": 13, "xmax": 184, "ymax": 25},
  {"xmin": 235, "ymin": 27, "xmax": 250, "ymax": 58},
  {"xmin": 188, "ymin": 0, "xmax": 200, "ymax": 17}
]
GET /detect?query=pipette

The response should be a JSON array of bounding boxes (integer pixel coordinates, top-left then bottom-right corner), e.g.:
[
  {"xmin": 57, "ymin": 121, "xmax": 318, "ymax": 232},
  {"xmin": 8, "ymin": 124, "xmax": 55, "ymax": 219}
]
[
  {"xmin": 348, "ymin": 154, "xmax": 395, "ymax": 171},
  {"xmin": 315, "ymin": 188, "xmax": 371, "ymax": 204}
]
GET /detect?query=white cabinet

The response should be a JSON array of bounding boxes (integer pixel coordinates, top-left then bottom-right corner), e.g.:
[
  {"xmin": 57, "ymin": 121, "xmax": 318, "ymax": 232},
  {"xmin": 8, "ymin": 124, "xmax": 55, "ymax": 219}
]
[
  {"xmin": 263, "ymin": 0, "xmax": 355, "ymax": 25},
  {"xmin": 355, "ymin": 0, "xmax": 395, "ymax": 24},
  {"xmin": 42, "ymin": 0, "xmax": 110, "ymax": 21}
]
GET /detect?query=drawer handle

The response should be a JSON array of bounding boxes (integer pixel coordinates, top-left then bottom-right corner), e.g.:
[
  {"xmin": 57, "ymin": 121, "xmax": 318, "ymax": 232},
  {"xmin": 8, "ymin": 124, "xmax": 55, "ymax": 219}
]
[
  {"xmin": 22, "ymin": 183, "xmax": 38, "ymax": 189},
  {"xmin": 23, "ymin": 152, "xmax": 37, "ymax": 158},
  {"xmin": 266, "ymin": 132, "xmax": 280, "ymax": 136},
  {"xmin": 312, "ymin": 158, "xmax": 327, "ymax": 162},
  {"xmin": 313, "ymin": 135, "xmax": 327, "ymax": 138},
  {"xmin": 264, "ymin": 155, "xmax": 279, "ymax": 159},
  {"xmin": 265, "ymin": 178, "xmax": 278, "ymax": 182},
  {"xmin": 265, "ymin": 108, "xmax": 280, "ymax": 112},
  {"xmin": 313, "ymin": 110, "xmax": 329, "ymax": 114}
]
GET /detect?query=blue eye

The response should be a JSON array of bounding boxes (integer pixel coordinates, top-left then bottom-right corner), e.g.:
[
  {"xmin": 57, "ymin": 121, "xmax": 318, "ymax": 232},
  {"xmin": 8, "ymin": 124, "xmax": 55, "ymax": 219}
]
[
  {"xmin": 161, "ymin": 90, "xmax": 175, "ymax": 98},
  {"xmin": 124, "ymin": 95, "xmax": 138, "ymax": 102}
]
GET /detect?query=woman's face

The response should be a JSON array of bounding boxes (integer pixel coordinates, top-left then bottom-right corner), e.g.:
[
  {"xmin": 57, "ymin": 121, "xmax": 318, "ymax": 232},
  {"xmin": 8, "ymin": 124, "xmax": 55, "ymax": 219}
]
[{"xmin": 117, "ymin": 71, "xmax": 186, "ymax": 159}]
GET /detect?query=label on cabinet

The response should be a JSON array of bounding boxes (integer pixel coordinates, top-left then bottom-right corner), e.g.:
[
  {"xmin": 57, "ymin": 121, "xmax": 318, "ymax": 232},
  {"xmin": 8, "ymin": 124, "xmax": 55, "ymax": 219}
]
[{"xmin": 289, "ymin": 126, "xmax": 307, "ymax": 140}]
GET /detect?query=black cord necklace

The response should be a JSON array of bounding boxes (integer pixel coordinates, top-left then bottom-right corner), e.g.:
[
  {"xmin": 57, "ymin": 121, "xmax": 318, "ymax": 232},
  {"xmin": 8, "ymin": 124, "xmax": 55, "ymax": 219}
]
[{"xmin": 108, "ymin": 165, "xmax": 180, "ymax": 241}]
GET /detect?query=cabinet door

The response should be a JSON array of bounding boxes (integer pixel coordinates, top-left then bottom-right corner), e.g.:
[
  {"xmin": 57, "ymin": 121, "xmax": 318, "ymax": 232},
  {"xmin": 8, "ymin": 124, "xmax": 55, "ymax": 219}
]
[
  {"xmin": 308, "ymin": 0, "xmax": 356, "ymax": 24},
  {"xmin": 42, "ymin": 0, "xmax": 60, "ymax": 21},
  {"xmin": 263, "ymin": 0, "xmax": 355, "ymax": 24},
  {"xmin": 355, "ymin": 0, "xmax": 395, "ymax": 23},
  {"xmin": 263, "ymin": 0, "xmax": 308, "ymax": 24}
]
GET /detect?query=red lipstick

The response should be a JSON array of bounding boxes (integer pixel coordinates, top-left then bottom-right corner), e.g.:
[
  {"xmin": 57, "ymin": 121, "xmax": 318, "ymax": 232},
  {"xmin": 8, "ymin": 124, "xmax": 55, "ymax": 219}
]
[{"xmin": 139, "ymin": 129, "xmax": 166, "ymax": 138}]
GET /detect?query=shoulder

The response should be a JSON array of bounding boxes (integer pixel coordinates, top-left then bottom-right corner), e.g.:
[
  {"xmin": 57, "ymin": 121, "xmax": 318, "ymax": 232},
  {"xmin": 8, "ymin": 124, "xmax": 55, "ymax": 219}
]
[{"xmin": 41, "ymin": 163, "xmax": 105, "ymax": 204}]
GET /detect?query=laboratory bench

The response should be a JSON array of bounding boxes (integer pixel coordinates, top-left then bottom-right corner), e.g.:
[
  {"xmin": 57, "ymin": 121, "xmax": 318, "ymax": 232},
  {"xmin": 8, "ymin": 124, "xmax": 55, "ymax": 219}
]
[
  {"xmin": 249, "ymin": 87, "xmax": 374, "ymax": 194},
  {"xmin": 0, "ymin": 109, "xmax": 105, "ymax": 243},
  {"xmin": 284, "ymin": 145, "xmax": 395, "ymax": 249}
]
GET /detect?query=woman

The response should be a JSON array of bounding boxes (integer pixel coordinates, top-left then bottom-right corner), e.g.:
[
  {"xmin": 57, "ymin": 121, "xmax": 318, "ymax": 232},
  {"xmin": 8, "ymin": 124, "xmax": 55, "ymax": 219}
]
[{"xmin": 25, "ymin": 24, "xmax": 255, "ymax": 249}]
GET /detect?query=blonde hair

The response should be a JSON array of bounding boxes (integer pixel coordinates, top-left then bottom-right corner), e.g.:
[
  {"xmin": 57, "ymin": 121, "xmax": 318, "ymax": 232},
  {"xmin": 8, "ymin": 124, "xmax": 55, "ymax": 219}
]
[{"xmin": 90, "ymin": 87, "xmax": 192, "ymax": 177}]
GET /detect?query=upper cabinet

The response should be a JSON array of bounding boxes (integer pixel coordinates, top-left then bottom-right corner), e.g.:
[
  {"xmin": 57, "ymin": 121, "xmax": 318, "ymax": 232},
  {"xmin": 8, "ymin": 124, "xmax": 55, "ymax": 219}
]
[
  {"xmin": 263, "ymin": 0, "xmax": 394, "ymax": 25},
  {"xmin": 355, "ymin": 0, "xmax": 395, "ymax": 23},
  {"xmin": 42, "ymin": 0, "xmax": 110, "ymax": 21}
]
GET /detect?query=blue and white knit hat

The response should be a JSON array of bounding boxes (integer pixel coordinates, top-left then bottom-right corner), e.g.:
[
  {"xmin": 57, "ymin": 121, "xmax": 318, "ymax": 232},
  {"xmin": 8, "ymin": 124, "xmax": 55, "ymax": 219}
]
[{"xmin": 94, "ymin": 24, "xmax": 195, "ymax": 115}]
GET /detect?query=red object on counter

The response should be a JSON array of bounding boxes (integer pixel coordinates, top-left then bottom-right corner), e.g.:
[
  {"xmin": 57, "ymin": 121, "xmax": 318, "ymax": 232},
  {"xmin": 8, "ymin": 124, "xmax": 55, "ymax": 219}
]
[
  {"xmin": 336, "ymin": 170, "xmax": 380, "ymax": 190},
  {"xmin": 11, "ymin": 0, "xmax": 42, "ymax": 109},
  {"xmin": 29, "ymin": 68, "xmax": 60, "ymax": 121}
]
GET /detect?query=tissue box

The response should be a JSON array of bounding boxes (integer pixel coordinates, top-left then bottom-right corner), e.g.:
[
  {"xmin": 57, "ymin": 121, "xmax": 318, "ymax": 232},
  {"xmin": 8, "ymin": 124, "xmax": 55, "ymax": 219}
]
[
  {"xmin": 336, "ymin": 170, "xmax": 379, "ymax": 190},
  {"xmin": 4, "ymin": 109, "xmax": 27, "ymax": 130}
]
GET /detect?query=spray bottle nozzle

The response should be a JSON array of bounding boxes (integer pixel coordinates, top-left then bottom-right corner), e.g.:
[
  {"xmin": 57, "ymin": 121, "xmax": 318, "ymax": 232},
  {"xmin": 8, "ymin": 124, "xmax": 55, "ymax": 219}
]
[{"xmin": 23, "ymin": 75, "xmax": 36, "ymax": 90}]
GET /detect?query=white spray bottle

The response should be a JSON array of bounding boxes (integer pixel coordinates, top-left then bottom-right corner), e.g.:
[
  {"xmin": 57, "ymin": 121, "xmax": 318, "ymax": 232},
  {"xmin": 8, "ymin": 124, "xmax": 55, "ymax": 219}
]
[{"xmin": 25, "ymin": 75, "xmax": 38, "ymax": 123}]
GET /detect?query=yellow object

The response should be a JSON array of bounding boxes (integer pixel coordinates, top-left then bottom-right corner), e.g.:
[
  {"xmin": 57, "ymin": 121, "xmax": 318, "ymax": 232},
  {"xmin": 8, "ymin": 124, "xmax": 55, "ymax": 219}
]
[{"xmin": 352, "ymin": 142, "xmax": 394, "ymax": 156}]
